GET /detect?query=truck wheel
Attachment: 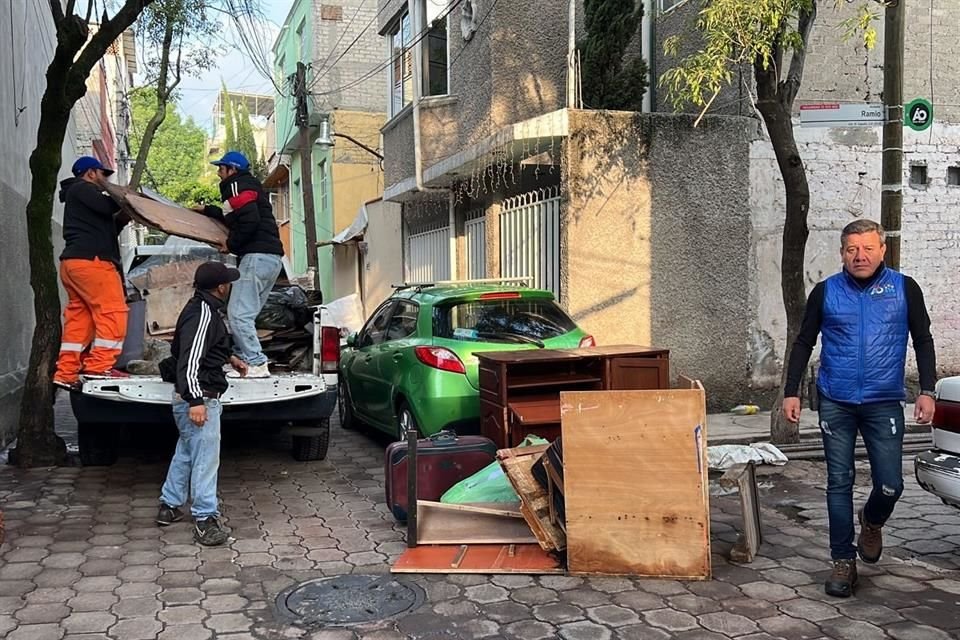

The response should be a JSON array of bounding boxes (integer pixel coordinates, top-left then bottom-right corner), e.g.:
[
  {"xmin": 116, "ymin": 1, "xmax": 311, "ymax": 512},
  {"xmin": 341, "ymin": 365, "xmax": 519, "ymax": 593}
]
[
  {"xmin": 291, "ymin": 418, "xmax": 330, "ymax": 461},
  {"xmin": 78, "ymin": 422, "xmax": 119, "ymax": 466},
  {"xmin": 338, "ymin": 380, "xmax": 358, "ymax": 431}
]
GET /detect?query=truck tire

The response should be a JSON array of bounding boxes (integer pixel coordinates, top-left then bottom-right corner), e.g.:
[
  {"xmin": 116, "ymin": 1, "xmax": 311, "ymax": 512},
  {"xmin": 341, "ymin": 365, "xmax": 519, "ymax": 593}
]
[
  {"xmin": 78, "ymin": 422, "xmax": 119, "ymax": 466},
  {"xmin": 291, "ymin": 418, "xmax": 330, "ymax": 462}
]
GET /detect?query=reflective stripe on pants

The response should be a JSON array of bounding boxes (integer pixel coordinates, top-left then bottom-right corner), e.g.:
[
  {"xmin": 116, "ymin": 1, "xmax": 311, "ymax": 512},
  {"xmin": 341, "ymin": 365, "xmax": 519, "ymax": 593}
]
[{"xmin": 54, "ymin": 258, "xmax": 128, "ymax": 381}]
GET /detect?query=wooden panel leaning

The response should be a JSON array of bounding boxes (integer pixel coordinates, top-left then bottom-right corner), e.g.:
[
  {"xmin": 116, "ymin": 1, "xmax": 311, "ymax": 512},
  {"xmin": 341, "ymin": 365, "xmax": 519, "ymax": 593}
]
[{"xmin": 560, "ymin": 389, "xmax": 711, "ymax": 579}]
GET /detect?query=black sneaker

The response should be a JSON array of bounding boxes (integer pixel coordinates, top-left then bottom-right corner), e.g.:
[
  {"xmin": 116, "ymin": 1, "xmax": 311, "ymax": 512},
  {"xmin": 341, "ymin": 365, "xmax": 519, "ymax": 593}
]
[
  {"xmin": 156, "ymin": 504, "xmax": 184, "ymax": 526},
  {"xmin": 53, "ymin": 379, "xmax": 82, "ymax": 393},
  {"xmin": 194, "ymin": 516, "xmax": 229, "ymax": 546},
  {"xmin": 824, "ymin": 559, "xmax": 859, "ymax": 598}
]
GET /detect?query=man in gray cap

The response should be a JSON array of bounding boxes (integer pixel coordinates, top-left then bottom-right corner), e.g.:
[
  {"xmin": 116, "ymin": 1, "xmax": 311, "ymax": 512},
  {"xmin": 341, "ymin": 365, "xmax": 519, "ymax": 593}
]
[{"xmin": 156, "ymin": 261, "xmax": 248, "ymax": 546}]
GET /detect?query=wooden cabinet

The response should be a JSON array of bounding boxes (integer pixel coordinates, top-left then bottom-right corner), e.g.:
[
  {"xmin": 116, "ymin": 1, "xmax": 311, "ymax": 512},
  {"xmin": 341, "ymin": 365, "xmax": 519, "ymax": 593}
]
[{"xmin": 477, "ymin": 346, "xmax": 669, "ymax": 449}]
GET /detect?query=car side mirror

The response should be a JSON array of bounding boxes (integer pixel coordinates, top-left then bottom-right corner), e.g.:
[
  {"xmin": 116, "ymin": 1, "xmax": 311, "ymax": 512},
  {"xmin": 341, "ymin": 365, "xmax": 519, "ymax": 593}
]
[{"xmin": 346, "ymin": 332, "xmax": 357, "ymax": 347}]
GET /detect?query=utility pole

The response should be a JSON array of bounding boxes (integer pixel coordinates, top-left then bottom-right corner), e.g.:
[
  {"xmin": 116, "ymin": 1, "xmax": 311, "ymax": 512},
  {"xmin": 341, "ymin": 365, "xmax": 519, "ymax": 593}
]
[
  {"xmin": 881, "ymin": 0, "xmax": 905, "ymax": 270},
  {"xmin": 293, "ymin": 61, "xmax": 320, "ymax": 290}
]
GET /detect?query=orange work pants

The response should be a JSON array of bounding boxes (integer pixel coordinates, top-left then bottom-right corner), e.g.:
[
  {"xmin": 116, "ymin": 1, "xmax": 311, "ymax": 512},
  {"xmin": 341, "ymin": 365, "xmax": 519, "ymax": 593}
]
[{"xmin": 54, "ymin": 258, "xmax": 128, "ymax": 381}]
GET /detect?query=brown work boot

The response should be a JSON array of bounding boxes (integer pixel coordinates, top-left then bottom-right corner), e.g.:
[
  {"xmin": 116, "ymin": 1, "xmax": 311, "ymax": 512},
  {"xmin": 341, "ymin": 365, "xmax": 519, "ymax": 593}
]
[
  {"xmin": 857, "ymin": 508, "xmax": 883, "ymax": 564},
  {"xmin": 824, "ymin": 559, "xmax": 858, "ymax": 598}
]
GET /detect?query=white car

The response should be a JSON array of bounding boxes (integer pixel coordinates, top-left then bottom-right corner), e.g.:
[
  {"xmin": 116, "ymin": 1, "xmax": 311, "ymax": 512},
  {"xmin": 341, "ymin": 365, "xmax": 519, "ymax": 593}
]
[{"xmin": 914, "ymin": 377, "xmax": 960, "ymax": 507}]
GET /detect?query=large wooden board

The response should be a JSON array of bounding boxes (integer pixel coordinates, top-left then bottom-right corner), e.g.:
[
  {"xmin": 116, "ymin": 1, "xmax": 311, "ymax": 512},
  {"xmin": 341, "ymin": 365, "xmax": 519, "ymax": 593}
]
[
  {"xmin": 144, "ymin": 283, "xmax": 194, "ymax": 335},
  {"xmin": 104, "ymin": 183, "xmax": 227, "ymax": 246},
  {"xmin": 561, "ymin": 389, "xmax": 710, "ymax": 579},
  {"xmin": 415, "ymin": 501, "xmax": 535, "ymax": 545},
  {"xmin": 392, "ymin": 544, "xmax": 564, "ymax": 574}
]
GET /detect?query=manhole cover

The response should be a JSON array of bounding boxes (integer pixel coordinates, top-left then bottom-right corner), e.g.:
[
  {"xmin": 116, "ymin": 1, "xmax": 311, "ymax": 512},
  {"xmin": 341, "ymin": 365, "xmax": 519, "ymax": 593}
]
[{"xmin": 275, "ymin": 575, "xmax": 425, "ymax": 626}]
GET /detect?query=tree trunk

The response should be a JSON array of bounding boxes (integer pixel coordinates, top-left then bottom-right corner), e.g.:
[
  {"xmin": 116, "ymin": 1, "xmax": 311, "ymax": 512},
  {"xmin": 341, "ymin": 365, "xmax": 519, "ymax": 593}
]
[
  {"xmin": 14, "ymin": 46, "xmax": 84, "ymax": 467},
  {"xmin": 129, "ymin": 19, "xmax": 176, "ymax": 190},
  {"xmin": 755, "ymin": 87, "xmax": 811, "ymax": 445}
]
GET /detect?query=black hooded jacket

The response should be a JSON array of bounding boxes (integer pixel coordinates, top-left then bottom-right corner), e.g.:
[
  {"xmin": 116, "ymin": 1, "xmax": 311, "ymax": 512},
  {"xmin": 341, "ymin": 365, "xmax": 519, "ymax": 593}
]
[
  {"xmin": 58, "ymin": 177, "xmax": 126, "ymax": 265},
  {"xmin": 202, "ymin": 170, "xmax": 283, "ymax": 258},
  {"xmin": 159, "ymin": 289, "xmax": 232, "ymax": 407}
]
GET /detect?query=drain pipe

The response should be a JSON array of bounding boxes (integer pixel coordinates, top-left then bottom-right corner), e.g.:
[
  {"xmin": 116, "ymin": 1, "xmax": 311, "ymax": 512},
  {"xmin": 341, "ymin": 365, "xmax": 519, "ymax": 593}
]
[{"xmin": 411, "ymin": 0, "xmax": 426, "ymax": 191}]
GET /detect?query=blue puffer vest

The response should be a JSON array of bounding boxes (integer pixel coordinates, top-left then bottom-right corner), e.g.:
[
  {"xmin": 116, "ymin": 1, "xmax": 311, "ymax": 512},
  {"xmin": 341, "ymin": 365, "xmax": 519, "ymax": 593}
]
[{"xmin": 817, "ymin": 267, "xmax": 908, "ymax": 404}]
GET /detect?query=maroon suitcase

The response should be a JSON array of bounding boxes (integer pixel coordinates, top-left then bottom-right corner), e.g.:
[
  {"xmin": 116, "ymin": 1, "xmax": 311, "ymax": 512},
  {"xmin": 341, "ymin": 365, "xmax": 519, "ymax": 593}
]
[{"xmin": 384, "ymin": 430, "xmax": 498, "ymax": 522}]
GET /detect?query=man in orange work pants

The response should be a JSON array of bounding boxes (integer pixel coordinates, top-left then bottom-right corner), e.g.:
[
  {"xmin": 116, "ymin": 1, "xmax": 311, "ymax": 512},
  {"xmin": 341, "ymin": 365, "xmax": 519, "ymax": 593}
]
[{"xmin": 53, "ymin": 156, "xmax": 131, "ymax": 392}]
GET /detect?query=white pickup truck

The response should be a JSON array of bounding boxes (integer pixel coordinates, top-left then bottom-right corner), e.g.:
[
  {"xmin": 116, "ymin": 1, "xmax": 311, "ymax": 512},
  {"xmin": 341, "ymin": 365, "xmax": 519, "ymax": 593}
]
[{"xmin": 69, "ymin": 246, "xmax": 340, "ymax": 466}]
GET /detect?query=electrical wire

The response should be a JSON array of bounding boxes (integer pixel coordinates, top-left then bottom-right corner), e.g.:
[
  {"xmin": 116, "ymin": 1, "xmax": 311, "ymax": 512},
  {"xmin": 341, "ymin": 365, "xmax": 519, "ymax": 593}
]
[
  {"xmin": 311, "ymin": 0, "xmax": 370, "ymax": 79},
  {"xmin": 310, "ymin": 0, "xmax": 467, "ymax": 98}
]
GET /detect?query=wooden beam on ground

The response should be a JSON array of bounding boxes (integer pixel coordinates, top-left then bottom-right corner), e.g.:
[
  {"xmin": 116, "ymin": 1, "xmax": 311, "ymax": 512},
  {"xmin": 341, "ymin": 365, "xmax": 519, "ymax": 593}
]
[
  {"xmin": 719, "ymin": 462, "xmax": 762, "ymax": 563},
  {"xmin": 391, "ymin": 543, "xmax": 564, "ymax": 574}
]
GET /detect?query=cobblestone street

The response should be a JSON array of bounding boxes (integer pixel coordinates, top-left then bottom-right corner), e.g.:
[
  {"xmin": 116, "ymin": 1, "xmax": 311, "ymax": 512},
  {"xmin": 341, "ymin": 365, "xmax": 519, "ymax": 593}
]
[{"xmin": 1, "ymin": 399, "xmax": 959, "ymax": 639}]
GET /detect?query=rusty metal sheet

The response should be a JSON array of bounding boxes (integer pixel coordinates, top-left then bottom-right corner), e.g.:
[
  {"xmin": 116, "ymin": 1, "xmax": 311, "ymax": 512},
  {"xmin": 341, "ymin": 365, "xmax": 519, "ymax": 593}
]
[{"xmin": 104, "ymin": 183, "xmax": 227, "ymax": 246}]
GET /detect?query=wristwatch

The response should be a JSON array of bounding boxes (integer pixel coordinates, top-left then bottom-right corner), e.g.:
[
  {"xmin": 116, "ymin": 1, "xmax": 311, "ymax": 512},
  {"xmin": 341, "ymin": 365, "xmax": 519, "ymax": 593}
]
[{"xmin": 920, "ymin": 390, "xmax": 936, "ymax": 399}]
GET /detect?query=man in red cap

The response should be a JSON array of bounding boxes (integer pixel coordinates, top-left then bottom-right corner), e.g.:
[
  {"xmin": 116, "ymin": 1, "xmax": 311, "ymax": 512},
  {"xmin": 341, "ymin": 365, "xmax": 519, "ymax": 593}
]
[{"xmin": 53, "ymin": 156, "xmax": 131, "ymax": 392}]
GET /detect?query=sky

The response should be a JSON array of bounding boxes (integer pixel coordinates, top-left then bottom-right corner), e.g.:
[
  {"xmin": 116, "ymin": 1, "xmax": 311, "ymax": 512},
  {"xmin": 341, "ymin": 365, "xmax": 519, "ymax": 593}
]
[{"xmin": 171, "ymin": 0, "xmax": 294, "ymax": 132}]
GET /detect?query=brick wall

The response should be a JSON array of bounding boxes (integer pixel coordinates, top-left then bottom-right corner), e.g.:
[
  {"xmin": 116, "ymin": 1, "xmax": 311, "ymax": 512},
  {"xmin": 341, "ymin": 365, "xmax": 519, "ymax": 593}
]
[
  {"xmin": 749, "ymin": 124, "xmax": 960, "ymax": 391},
  {"xmin": 313, "ymin": 0, "xmax": 387, "ymax": 114}
]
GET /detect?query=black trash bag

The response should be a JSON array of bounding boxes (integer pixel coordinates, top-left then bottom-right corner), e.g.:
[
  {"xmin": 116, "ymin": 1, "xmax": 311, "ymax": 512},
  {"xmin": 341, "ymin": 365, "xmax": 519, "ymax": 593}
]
[{"xmin": 255, "ymin": 285, "xmax": 313, "ymax": 331}]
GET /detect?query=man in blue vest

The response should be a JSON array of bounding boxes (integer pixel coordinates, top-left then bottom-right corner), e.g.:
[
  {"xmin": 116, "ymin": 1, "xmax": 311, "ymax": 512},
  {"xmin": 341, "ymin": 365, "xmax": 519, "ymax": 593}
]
[{"xmin": 783, "ymin": 219, "xmax": 936, "ymax": 598}]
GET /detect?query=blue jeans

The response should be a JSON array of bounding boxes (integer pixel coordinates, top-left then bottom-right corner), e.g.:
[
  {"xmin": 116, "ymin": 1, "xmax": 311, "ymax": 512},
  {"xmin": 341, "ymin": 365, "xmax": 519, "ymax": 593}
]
[
  {"xmin": 160, "ymin": 395, "xmax": 222, "ymax": 518},
  {"xmin": 818, "ymin": 396, "xmax": 905, "ymax": 560},
  {"xmin": 228, "ymin": 253, "xmax": 282, "ymax": 366}
]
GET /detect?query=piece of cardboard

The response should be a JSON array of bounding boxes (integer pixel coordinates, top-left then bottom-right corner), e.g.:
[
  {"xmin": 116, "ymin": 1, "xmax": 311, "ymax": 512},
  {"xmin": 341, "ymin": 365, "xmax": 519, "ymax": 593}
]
[{"xmin": 104, "ymin": 183, "xmax": 227, "ymax": 246}]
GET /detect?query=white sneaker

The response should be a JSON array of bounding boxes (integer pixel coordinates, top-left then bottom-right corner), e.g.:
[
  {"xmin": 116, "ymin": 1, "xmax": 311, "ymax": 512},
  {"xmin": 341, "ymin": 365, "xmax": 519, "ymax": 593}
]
[
  {"xmin": 245, "ymin": 362, "xmax": 272, "ymax": 378},
  {"xmin": 227, "ymin": 362, "xmax": 272, "ymax": 378}
]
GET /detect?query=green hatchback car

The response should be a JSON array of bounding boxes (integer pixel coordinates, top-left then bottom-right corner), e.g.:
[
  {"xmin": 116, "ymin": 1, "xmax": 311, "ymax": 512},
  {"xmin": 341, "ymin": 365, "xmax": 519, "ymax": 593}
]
[{"xmin": 338, "ymin": 282, "xmax": 594, "ymax": 438}]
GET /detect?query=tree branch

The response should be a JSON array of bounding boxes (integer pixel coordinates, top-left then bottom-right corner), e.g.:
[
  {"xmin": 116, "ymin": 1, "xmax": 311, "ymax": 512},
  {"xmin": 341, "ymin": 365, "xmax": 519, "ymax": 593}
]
[
  {"xmin": 85, "ymin": 0, "xmax": 94, "ymax": 23},
  {"xmin": 68, "ymin": 0, "xmax": 157, "ymax": 98},
  {"xmin": 49, "ymin": 0, "xmax": 65, "ymax": 24},
  {"xmin": 781, "ymin": 1, "xmax": 818, "ymax": 108},
  {"xmin": 64, "ymin": 0, "xmax": 77, "ymax": 20}
]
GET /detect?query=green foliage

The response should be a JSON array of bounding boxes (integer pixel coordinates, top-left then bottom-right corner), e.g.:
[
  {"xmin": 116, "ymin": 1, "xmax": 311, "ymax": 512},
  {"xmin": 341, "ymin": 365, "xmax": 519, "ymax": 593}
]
[
  {"xmin": 660, "ymin": 0, "xmax": 879, "ymax": 112},
  {"xmin": 578, "ymin": 0, "xmax": 648, "ymax": 111},
  {"xmin": 129, "ymin": 87, "xmax": 219, "ymax": 206},
  {"xmin": 221, "ymin": 81, "xmax": 237, "ymax": 151}
]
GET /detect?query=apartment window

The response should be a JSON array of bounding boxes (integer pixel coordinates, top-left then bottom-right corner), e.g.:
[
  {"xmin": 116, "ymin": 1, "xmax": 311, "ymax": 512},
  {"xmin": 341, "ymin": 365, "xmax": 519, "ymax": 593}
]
[
  {"xmin": 948, "ymin": 167, "xmax": 960, "ymax": 186},
  {"xmin": 296, "ymin": 18, "xmax": 307, "ymax": 61},
  {"xmin": 389, "ymin": 11, "xmax": 413, "ymax": 116},
  {"xmin": 910, "ymin": 164, "xmax": 928, "ymax": 187},
  {"xmin": 424, "ymin": 0, "xmax": 448, "ymax": 97},
  {"xmin": 276, "ymin": 55, "xmax": 286, "ymax": 89}
]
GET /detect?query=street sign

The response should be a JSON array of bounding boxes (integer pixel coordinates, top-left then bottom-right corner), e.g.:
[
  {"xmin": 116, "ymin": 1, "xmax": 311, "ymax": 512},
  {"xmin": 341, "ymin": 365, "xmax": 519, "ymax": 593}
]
[
  {"xmin": 799, "ymin": 102, "xmax": 886, "ymax": 128},
  {"xmin": 905, "ymin": 98, "xmax": 934, "ymax": 132}
]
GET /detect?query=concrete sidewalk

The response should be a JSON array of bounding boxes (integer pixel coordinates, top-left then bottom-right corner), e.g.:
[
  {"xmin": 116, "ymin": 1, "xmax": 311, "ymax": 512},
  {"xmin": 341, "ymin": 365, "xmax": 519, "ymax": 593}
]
[{"xmin": 707, "ymin": 403, "xmax": 922, "ymax": 444}]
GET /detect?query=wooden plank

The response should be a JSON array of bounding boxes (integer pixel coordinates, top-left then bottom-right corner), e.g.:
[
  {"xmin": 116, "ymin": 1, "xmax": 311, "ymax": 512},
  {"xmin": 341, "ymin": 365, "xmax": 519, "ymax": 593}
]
[
  {"xmin": 417, "ymin": 501, "xmax": 523, "ymax": 518},
  {"xmin": 561, "ymin": 389, "xmax": 710, "ymax": 579},
  {"xmin": 391, "ymin": 544, "xmax": 564, "ymax": 574},
  {"xmin": 416, "ymin": 501, "xmax": 536, "ymax": 545},
  {"xmin": 144, "ymin": 284, "xmax": 195, "ymax": 335},
  {"xmin": 499, "ymin": 452, "xmax": 566, "ymax": 552},
  {"xmin": 720, "ymin": 462, "xmax": 763, "ymax": 563}
]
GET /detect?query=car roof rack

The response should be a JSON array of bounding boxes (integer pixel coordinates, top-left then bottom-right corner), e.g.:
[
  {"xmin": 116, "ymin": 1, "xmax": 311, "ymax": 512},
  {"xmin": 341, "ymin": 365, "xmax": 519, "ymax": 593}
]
[{"xmin": 391, "ymin": 276, "xmax": 531, "ymax": 291}]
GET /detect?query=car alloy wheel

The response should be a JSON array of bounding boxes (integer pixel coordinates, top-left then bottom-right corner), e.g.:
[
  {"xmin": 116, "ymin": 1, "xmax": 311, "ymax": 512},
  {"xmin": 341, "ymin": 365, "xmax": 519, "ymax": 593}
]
[{"xmin": 397, "ymin": 403, "xmax": 418, "ymax": 440}]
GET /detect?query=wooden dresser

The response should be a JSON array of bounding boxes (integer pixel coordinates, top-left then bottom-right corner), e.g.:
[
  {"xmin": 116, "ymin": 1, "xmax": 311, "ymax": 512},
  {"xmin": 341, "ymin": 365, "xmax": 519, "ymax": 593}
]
[{"xmin": 477, "ymin": 346, "xmax": 670, "ymax": 448}]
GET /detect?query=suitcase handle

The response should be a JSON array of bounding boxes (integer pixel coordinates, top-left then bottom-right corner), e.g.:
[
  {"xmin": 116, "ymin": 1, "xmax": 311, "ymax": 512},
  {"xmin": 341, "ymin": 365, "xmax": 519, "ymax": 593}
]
[{"xmin": 428, "ymin": 430, "xmax": 458, "ymax": 446}]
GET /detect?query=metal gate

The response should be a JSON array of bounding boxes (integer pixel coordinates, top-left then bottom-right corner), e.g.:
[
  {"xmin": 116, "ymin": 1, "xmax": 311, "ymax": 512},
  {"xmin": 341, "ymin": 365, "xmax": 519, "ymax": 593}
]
[
  {"xmin": 499, "ymin": 186, "xmax": 561, "ymax": 296},
  {"xmin": 464, "ymin": 209, "xmax": 486, "ymax": 280},
  {"xmin": 406, "ymin": 224, "xmax": 450, "ymax": 283}
]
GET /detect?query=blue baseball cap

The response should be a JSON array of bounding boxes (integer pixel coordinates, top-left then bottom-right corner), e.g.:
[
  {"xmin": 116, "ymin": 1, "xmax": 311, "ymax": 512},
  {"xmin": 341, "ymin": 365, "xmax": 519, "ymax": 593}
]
[
  {"xmin": 210, "ymin": 151, "xmax": 250, "ymax": 171},
  {"xmin": 71, "ymin": 156, "xmax": 114, "ymax": 177}
]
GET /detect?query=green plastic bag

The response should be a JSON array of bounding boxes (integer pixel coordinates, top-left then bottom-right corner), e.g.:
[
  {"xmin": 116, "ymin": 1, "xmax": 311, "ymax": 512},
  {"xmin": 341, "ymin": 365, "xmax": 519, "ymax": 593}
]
[{"xmin": 440, "ymin": 435, "xmax": 549, "ymax": 504}]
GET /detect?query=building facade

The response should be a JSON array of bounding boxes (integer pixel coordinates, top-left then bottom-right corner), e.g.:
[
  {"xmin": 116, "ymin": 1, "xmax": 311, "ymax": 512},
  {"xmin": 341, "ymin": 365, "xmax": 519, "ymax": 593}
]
[
  {"xmin": 0, "ymin": 0, "xmax": 81, "ymax": 446},
  {"xmin": 269, "ymin": 0, "xmax": 387, "ymax": 300}
]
